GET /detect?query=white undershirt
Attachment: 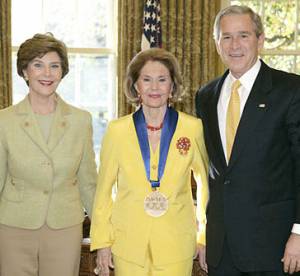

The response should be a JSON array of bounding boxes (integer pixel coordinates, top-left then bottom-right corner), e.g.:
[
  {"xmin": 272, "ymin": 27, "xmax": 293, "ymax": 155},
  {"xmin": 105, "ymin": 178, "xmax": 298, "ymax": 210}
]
[{"xmin": 217, "ymin": 59, "xmax": 300, "ymax": 234}]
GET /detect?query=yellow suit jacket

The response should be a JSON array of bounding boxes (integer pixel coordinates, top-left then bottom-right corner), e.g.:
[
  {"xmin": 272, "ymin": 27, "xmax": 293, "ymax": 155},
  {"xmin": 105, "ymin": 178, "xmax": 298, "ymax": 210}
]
[
  {"xmin": 90, "ymin": 111, "xmax": 208, "ymax": 266},
  {"xmin": 0, "ymin": 95, "xmax": 97, "ymax": 229}
]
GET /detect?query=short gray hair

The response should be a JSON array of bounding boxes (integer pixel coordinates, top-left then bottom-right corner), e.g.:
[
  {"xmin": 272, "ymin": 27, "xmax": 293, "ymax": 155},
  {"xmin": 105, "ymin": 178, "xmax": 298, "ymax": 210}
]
[{"xmin": 213, "ymin": 5, "xmax": 264, "ymax": 41}]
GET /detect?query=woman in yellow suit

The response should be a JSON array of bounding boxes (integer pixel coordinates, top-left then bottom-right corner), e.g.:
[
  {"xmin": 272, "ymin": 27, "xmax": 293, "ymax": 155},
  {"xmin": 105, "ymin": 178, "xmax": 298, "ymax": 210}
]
[{"xmin": 90, "ymin": 48, "xmax": 209, "ymax": 276}]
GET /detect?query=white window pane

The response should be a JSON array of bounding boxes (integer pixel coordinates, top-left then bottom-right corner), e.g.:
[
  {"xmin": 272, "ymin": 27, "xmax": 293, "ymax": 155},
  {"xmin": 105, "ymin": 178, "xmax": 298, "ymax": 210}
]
[
  {"xmin": 11, "ymin": 53, "xmax": 28, "ymax": 102},
  {"xmin": 44, "ymin": 0, "xmax": 111, "ymax": 48},
  {"xmin": 263, "ymin": 55, "xmax": 296, "ymax": 73},
  {"xmin": 83, "ymin": 107, "xmax": 109, "ymax": 164},
  {"xmin": 58, "ymin": 54, "xmax": 116, "ymax": 116},
  {"xmin": 12, "ymin": 0, "xmax": 114, "ymax": 48},
  {"xmin": 12, "ymin": 0, "xmax": 43, "ymax": 45},
  {"xmin": 60, "ymin": 54, "xmax": 116, "ymax": 162}
]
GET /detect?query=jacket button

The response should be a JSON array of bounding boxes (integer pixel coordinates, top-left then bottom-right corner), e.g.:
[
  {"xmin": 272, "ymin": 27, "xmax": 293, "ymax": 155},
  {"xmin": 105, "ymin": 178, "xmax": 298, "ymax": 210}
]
[
  {"xmin": 43, "ymin": 190, "xmax": 49, "ymax": 195},
  {"xmin": 224, "ymin": 180, "xmax": 230, "ymax": 185}
]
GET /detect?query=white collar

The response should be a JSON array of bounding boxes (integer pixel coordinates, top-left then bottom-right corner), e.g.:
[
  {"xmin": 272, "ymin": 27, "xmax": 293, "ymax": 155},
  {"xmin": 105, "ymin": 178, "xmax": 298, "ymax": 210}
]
[{"xmin": 229, "ymin": 59, "xmax": 261, "ymax": 91}]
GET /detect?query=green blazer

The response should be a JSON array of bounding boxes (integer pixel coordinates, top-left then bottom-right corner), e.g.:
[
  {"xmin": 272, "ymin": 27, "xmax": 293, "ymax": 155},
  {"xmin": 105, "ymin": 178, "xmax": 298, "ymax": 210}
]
[
  {"xmin": 90, "ymin": 111, "xmax": 209, "ymax": 266},
  {"xmin": 0, "ymin": 95, "xmax": 97, "ymax": 229}
]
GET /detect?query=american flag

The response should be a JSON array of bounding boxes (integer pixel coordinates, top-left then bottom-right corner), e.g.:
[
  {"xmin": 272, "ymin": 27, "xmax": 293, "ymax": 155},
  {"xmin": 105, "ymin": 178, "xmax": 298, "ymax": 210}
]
[{"xmin": 141, "ymin": 0, "xmax": 162, "ymax": 50}]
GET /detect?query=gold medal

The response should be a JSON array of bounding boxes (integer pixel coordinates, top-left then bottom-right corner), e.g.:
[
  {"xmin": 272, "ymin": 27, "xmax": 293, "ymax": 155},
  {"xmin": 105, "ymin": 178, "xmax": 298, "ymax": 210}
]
[{"xmin": 144, "ymin": 190, "xmax": 168, "ymax": 217}]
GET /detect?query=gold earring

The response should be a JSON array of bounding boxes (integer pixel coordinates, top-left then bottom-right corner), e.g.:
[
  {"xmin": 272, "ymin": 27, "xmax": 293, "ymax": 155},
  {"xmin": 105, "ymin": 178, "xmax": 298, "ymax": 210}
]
[{"xmin": 138, "ymin": 94, "xmax": 142, "ymax": 105}]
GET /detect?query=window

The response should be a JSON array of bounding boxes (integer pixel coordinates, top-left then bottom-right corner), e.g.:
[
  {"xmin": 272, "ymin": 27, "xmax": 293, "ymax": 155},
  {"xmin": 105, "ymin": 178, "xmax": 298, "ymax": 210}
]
[
  {"xmin": 223, "ymin": 0, "xmax": 300, "ymax": 74},
  {"xmin": 11, "ymin": 0, "xmax": 117, "ymax": 161}
]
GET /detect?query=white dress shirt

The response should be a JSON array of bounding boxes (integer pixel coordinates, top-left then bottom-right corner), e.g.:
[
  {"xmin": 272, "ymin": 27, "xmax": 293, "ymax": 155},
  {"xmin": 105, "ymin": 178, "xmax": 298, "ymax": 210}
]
[
  {"xmin": 217, "ymin": 59, "xmax": 261, "ymax": 163},
  {"xmin": 217, "ymin": 59, "xmax": 300, "ymax": 234}
]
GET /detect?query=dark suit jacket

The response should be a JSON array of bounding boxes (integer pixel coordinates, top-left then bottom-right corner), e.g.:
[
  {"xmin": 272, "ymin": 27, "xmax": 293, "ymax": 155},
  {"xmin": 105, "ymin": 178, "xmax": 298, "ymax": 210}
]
[{"xmin": 195, "ymin": 61, "xmax": 300, "ymax": 272}]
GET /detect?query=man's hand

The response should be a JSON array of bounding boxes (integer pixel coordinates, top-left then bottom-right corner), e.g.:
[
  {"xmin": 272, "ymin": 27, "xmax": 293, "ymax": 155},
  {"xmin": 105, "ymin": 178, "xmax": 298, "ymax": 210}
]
[
  {"xmin": 194, "ymin": 243, "xmax": 207, "ymax": 273},
  {"xmin": 282, "ymin": 233, "xmax": 300, "ymax": 274}
]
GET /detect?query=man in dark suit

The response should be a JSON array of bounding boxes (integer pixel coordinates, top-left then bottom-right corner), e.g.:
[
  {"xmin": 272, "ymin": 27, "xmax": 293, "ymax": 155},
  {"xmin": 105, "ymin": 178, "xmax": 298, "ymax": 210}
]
[{"xmin": 195, "ymin": 5, "xmax": 300, "ymax": 276}]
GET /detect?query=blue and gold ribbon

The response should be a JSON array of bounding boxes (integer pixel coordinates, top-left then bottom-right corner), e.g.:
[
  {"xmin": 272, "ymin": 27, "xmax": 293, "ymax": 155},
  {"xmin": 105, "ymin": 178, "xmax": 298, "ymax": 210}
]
[{"xmin": 133, "ymin": 107, "xmax": 178, "ymax": 189}]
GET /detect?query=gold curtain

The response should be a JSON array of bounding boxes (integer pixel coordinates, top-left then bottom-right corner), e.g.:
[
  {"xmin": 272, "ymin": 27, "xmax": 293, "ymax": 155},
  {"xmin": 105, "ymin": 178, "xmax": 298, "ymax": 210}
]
[
  {"xmin": 117, "ymin": 0, "xmax": 221, "ymax": 117},
  {"xmin": 161, "ymin": 0, "xmax": 221, "ymax": 115},
  {"xmin": 0, "ymin": 0, "xmax": 12, "ymax": 109},
  {"xmin": 117, "ymin": 0, "xmax": 144, "ymax": 116}
]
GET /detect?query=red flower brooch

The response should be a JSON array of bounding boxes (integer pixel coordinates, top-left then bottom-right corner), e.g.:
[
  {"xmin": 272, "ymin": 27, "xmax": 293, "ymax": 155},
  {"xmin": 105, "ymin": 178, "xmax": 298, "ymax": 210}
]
[{"xmin": 176, "ymin": 137, "xmax": 191, "ymax": 155}]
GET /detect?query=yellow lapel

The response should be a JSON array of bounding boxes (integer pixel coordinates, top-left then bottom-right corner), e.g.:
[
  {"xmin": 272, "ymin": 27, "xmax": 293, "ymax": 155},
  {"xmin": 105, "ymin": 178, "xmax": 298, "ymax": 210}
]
[{"xmin": 159, "ymin": 113, "xmax": 184, "ymax": 197}]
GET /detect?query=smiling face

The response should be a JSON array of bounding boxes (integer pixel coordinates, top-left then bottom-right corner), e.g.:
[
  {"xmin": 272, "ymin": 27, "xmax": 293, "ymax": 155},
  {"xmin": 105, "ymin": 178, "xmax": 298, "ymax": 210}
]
[
  {"xmin": 135, "ymin": 60, "xmax": 173, "ymax": 110},
  {"xmin": 23, "ymin": 51, "xmax": 63, "ymax": 99},
  {"xmin": 215, "ymin": 13, "xmax": 264, "ymax": 78}
]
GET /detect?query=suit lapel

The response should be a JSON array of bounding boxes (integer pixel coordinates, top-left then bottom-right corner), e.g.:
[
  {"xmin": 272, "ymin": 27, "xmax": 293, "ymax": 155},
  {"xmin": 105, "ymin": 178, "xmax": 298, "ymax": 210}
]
[
  {"xmin": 47, "ymin": 97, "xmax": 70, "ymax": 152},
  {"xmin": 228, "ymin": 62, "xmax": 272, "ymax": 169},
  {"xmin": 205, "ymin": 74, "xmax": 228, "ymax": 170},
  {"xmin": 17, "ymin": 96, "xmax": 71, "ymax": 156},
  {"xmin": 17, "ymin": 97, "xmax": 51, "ymax": 157}
]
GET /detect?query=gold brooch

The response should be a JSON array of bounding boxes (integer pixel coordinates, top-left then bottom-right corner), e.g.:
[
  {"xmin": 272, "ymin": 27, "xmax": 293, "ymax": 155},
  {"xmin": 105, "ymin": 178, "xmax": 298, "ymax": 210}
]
[{"xmin": 176, "ymin": 137, "xmax": 191, "ymax": 155}]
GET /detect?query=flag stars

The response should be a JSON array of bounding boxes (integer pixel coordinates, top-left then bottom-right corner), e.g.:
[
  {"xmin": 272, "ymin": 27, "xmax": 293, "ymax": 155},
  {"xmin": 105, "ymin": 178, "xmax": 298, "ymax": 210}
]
[{"xmin": 142, "ymin": 0, "xmax": 162, "ymax": 48}]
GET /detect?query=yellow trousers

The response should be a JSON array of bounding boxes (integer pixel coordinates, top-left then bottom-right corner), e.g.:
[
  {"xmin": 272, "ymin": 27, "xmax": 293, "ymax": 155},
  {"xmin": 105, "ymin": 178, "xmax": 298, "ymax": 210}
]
[{"xmin": 113, "ymin": 246, "xmax": 193, "ymax": 276}]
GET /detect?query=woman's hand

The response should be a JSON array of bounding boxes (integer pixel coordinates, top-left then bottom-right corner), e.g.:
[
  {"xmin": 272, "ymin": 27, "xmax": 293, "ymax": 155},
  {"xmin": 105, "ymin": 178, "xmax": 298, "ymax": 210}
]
[
  {"xmin": 94, "ymin": 247, "xmax": 114, "ymax": 276},
  {"xmin": 194, "ymin": 243, "xmax": 208, "ymax": 273}
]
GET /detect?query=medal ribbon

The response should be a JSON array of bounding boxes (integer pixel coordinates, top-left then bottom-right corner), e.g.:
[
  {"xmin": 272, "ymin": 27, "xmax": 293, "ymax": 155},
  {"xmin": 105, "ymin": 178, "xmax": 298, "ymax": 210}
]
[{"xmin": 133, "ymin": 107, "xmax": 178, "ymax": 189}]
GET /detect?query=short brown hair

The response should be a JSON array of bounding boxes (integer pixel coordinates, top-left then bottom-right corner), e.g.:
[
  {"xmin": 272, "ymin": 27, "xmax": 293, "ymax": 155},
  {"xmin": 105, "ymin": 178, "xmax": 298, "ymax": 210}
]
[
  {"xmin": 17, "ymin": 33, "xmax": 69, "ymax": 79},
  {"xmin": 213, "ymin": 5, "xmax": 264, "ymax": 41},
  {"xmin": 125, "ymin": 48, "xmax": 183, "ymax": 105}
]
